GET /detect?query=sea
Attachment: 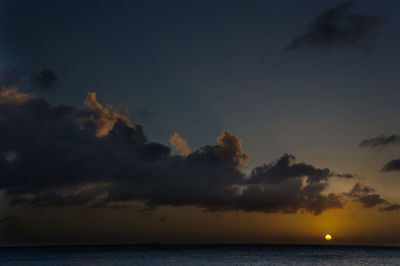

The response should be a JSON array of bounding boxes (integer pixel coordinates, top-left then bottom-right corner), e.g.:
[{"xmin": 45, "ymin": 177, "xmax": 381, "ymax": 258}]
[{"xmin": 0, "ymin": 245, "xmax": 399, "ymax": 265}]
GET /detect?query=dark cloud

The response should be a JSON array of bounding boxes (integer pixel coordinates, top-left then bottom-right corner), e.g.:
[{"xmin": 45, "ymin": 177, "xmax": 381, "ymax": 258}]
[
  {"xmin": 30, "ymin": 69, "xmax": 57, "ymax": 91},
  {"xmin": 0, "ymin": 88, "xmax": 396, "ymax": 215},
  {"xmin": 248, "ymin": 154, "xmax": 353, "ymax": 185},
  {"xmin": 240, "ymin": 154, "xmax": 353, "ymax": 215},
  {"xmin": 346, "ymin": 183, "xmax": 398, "ymax": 211},
  {"xmin": 287, "ymin": 2, "xmax": 381, "ymax": 51},
  {"xmin": 381, "ymin": 159, "xmax": 400, "ymax": 172},
  {"xmin": 382, "ymin": 204, "xmax": 400, "ymax": 211},
  {"xmin": 334, "ymin": 173, "xmax": 354, "ymax": 178},
  {"xmin": 359, "ymin": 134, "xmax": 400, "ymax": 148},
  {"xmin": 239, "ymin": 181, "xmax": 343, "ymax": 215},
  {"xmin": 360, "ymin": 134, "xmax": 400, "ymax": 172}
]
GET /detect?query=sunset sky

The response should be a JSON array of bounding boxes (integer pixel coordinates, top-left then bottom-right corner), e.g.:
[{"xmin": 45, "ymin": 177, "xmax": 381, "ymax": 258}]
[{"xmin": 1, "ymin": 0, "xmax": 400, "ymax": 246}]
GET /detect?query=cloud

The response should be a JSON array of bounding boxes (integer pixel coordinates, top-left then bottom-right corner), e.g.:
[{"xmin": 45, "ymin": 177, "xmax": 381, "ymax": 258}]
[
  {"xmin": 382, "ymin": 204, "xmax": 400, "ymax": 211},
  {"xmin": 82, "ymin": 92, "xmax": 132, "ymax": 137},
  {"xmin": 239, "ymin": 180, "xmax": 344, "ymax": 215},
  {"xmin": 360, "ymin": 133, "xmax": 400, "ymax": 172},
  {"xmin": 0, "ymin": 88, "xmax": 396, "ymax": 215},
  {"xmin": 359, "ymin": 134, "xmax": 400, "ymax": 148},
  {"xmin": 248, "ymin": 154, "xmax": 353, "ymax": 185},
  {"xmin": 241, "ymin": 154, "xmax": 353, "ymax": 215},
  {"xmin": 0, "ymin": 87, "xmax": 30, "ymax": 104},
  {"xmin": 346, "ymin": 183, "xmax": 398, "ymax": 211},
  {"xmin": 287, "ymin": 1, "xmax": 381, "ymax": 51},
  {"xmin": 169, "ymin": 132, "xmax": 191, "ymax": 155},
  {"xmin": 30, "ymin": 69, "xmax": 57, "ymax": 91},
  {"xmin": 217, "ymin": 131, "xmax": 249, "ymax": 170},
  {"xmin": 381, "ymin": 159, "xmax": 400, "ymax": 172}
]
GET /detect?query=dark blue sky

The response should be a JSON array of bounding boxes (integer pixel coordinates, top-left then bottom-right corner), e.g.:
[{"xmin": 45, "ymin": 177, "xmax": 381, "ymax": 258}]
[
  {"xmin": 2, "ymin": 0, "xmax": 400, "ymax": 182},
  {"xmin": 2, "ymin": 0, "xmax": 400, "ymax": 170}
]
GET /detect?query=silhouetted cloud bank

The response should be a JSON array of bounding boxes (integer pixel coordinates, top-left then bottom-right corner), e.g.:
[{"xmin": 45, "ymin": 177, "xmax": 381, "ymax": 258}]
[{"xmin": 0, "ymin": 87, "xmax": 397, "ymax": 215}]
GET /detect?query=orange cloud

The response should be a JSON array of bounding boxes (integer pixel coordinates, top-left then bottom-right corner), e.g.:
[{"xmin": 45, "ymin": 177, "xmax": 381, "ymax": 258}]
[
  {"xmin": 169, "ymin": 132, "xmax": 191, "ymax": 155},
  {"xmin": 83, "ymin": 92, "xmax": 130, "ymax": 137},
  {"xmin": 217, "ymin": 131, "xmax": 249, "ymax": 170},
  {"xmin": 0, "ymin": 87, "xmax": 29, "ymax": 104}
]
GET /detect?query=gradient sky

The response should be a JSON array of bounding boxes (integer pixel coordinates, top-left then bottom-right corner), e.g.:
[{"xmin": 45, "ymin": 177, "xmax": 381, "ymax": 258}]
[{"xmin": 1, "ymin": 0, "xmax": 400, "ymax": 246}]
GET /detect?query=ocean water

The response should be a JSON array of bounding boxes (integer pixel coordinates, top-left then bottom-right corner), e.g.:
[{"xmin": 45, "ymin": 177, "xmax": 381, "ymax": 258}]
[{"xmin": 0, "ymin": 245, "xmax": 399, "ymax": 265}]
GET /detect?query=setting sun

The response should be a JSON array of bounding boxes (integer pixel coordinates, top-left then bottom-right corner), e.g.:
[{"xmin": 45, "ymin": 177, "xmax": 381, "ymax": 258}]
[{"xmin": 325, "ymin": 234, "xmax": 332, "ymax": 241}]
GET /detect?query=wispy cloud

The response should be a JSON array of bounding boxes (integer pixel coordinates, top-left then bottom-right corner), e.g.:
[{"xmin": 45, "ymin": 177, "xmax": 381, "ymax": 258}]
[
  {"xmin": 286, "ymin": 1, "xmax": 381, "ymax": 51},
  {"xmin": 360, "ymin": 134, "xmax": 400, "ymax": 149},
  {"xmin": 360, "ymin": 134, "xmax": 400, "ymax": 172}
]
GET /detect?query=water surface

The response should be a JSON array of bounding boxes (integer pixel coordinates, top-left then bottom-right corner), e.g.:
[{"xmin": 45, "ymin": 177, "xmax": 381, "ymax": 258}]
[{"xmin": 0, "ymin": 245, "xmax": 399, "ymax": 265}]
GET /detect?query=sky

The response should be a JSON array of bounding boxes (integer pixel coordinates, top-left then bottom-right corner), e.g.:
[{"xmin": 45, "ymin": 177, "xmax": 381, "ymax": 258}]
[{"xmin": 1, "ymin": 0, "xmax": 400, "ymax": 246}]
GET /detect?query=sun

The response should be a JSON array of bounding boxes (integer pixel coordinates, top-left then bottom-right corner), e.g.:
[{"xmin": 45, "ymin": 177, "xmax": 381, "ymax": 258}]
[{"xmin": 325, "ymin": 234, "xmax": 332, "ymax": 241}]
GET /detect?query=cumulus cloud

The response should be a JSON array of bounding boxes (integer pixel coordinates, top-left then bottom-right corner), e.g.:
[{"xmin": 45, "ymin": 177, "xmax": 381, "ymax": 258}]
[
  {"xmin": 241, "ymin": 154, "xmax": 353, "ymax": 215},
  {"xmin": 83, "ymin": 92, "xmax": 132, "ymax": 137},
  {"xmin": 169, "ymin": 132, "xmax": 191, "ymax": 155},
  {"xmin": 0, "ymin": 88, "xmax": 397, "ymax": 215},
  {"xmin": 287, "ymin": 1, "xmax": 381, "ymax": 51},
  {"xmin": 248, "ymin": 154, "xmax": 352, "ymax": 185},
  {"xmin": 217, "ymin": 131, "xmax": 249, "ymax": 170}
]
